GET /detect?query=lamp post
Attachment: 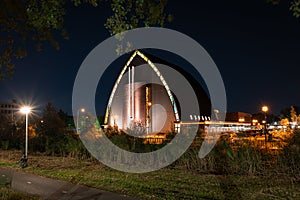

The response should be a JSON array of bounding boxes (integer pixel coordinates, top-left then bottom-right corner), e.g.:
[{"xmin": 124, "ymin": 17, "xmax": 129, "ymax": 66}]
[
  {"xmin": 76, "ymin": 108, "xmax": 85, "ymax": 133},
  {"xmin": 20, "ymin": 106, "xmax": 31, "ymax": 158},
  {"xmin": 262, "ymin": 106, "xmax": 268, "ymax": 143}
]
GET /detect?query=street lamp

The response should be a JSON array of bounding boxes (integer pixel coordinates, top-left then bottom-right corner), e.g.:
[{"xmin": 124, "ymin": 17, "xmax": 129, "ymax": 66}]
[
  {"xmin": 76, "ymin": 108, "xmax": 85, "ymax": 133},
  {"xmin": 262, "ymin": 106, "xmax": 268, "ymax": 113},
  {"xmin": 262, "ymin": 105, "xmax": 269, "ymax": 143},
  {"xmin": 20, "ymin": 106, "xmax": 32, "ymax": 158}
]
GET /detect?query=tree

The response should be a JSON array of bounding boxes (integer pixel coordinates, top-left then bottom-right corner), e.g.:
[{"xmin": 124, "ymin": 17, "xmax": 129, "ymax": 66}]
[
  {"xmin": 280, "ymin": 106, "xmax": 300, "ymax": 126},
  {"xmin": 267, "ymin": 0, "xmax": 300, "ymax": 18},
  {"xmin": 0, "ymin": 0, "xmax": 170, "ymax": 80},
  {"xmin": 58, "ymin": 109, "xmax": 74, "ymax": 128},
  {"xmin": 35, "ymin": 102, "xmax": 67, "ymax": 154},
  {"xmin": 0, "ymin": 115, "xmax": 13, "ymax": 149},
  {"xmin": 105, "ymin": 0, "xmax": 170, "ymax": 35},
  {"xmin": 280, "ymin": 118, "xmax": 290, "ymax": 127},
  {"xmin": 291, "ymin": 106, "xmax": 297, "ymax": 124},
  {"xmin": 0, "ymin": 0, "xmax": 68, "ymax": 80},
  {"xmin": 290, "ymin": 106, "xmax": 300, "ymax": 127}
]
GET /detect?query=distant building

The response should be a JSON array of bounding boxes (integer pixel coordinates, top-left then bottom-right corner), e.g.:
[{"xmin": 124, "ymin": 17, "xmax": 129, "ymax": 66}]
[
  {"xmin": 0, "ymin": 100, "xmax": 20, "ymax": 122},
  {"xmin": 226, "ymin": 112, "xmax": 252, "ymax": 123}
]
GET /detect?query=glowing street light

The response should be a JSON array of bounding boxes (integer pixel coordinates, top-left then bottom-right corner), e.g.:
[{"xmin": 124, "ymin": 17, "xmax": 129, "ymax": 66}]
[
  {"xmin": 76, "ymin": 108, "xmax": 85, "ymax": 133},
  {"xmin": 261, "ymin": 105, "xmax": 269, "ymax": 143},
  {"xmin": 262, "ymin": 106, "xmax": 268, "ymax": 113},
  {"xmin": 262, "ymin": 106, "xmax": 268, "ymax": 123},
  {"xmin": 20, "ymin": 106, "xmax": 32, "ymax": 158}
]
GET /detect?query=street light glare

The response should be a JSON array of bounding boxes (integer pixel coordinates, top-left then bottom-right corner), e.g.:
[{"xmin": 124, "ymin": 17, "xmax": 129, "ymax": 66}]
[
  {"xmin": 81, "ymin": 108, "xmax": 85, "ymax": 112},
  {"xmin": 262, "ymin": 106, "xmax": 268, "ymax": 113},
  {"xmin": 20, "ymin": 106, "xmax": 32, "ymax": 114}
]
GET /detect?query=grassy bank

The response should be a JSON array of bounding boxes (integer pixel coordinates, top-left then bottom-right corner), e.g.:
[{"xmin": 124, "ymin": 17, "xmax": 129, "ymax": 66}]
[
  {"xmin": 0, "ymin": 187, "xmax": 39, "ymax": 200},
  {"xmin": 0, "ymin": 150, "xmax": 299, "ymax": 199}
]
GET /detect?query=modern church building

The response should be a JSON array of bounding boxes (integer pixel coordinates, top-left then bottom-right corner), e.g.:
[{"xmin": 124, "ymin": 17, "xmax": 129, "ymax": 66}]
[{"xmin": 103, "ymin": 50, "xmax": 211, "ymax": 134}]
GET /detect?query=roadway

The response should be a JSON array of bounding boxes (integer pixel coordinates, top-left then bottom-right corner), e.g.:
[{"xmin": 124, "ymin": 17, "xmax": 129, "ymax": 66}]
[{"xmin": 0, "ymin": 167, "xmax": 139, "ymax": 200}]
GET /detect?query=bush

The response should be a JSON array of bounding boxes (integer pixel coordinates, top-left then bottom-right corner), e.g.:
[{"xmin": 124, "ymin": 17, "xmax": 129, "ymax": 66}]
[
  {"xmin": 279, "ymin": 129, "xmax": 300, "ymax": 174},
  {"xmin": 173, "ymin": 135, "xmax": 264, "ymax": 175},
  {"xmin": 1, "ymin": 141, "xmax": 9, "ymax": 150}
]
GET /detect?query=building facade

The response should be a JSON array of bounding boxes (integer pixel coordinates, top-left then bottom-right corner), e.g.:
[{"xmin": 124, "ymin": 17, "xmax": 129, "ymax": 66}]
[
  {"xmin": 226, "ymin": 112, "xmax": 252, "ymax": 123},
  {"xmin": 103, "ymin": 50, "xmax": 211, "ymax": 134},
  {"xmin": 0, "ymin": 100, "xmax": 20, "ymax": 122}
]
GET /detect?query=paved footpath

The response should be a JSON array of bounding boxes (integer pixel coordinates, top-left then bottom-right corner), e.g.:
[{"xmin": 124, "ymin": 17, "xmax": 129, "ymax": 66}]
[{"xmin": 0, "ymin": 167, "xmax": 139, "ymax": 200}]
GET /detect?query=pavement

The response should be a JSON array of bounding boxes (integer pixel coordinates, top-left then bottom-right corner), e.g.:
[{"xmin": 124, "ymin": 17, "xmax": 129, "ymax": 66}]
[{"xmin": 0, "ymin": 167, "xmax": 139, "ymax": 200}]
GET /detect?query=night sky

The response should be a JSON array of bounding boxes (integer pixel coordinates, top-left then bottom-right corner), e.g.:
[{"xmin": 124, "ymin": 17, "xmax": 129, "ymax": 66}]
[{"xmin": 0, "ymin": 0, "xmax": 299, "ymax": 116}]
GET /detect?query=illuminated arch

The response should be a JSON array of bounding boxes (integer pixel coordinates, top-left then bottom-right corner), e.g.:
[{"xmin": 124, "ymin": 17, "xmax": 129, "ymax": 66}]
[{"xmin": 104, "ymin": 50, "xmax": 180, "ymax": 125}]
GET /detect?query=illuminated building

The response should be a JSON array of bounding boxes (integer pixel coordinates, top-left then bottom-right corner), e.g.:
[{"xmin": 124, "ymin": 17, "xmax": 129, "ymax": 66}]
[
  {"xmin": 226, "ymin": 112, "xmax": 252, "ymax": 123},
  {"xmin": 104, "ymin": 50, "xmax": 211, "ymax": 134}
]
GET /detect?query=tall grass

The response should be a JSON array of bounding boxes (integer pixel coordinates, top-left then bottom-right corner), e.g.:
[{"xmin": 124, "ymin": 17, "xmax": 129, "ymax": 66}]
[
  {"xmin": 3, "ymin": 125, "xmax": 300, "ymax": 177},
  {"xmin": 0, "ymin": 187, "xmax": 39, "ymax": 200},
  {"xmin": 277, "ymin": 129, "xmax": 300, "ymax": 175},
  {"xmin": 173, "ymin": 130, "xmax": 300, "ymax": 177},
  {"xmin": 173, "ymin": 136, "xmax": 264, "ymax": 175}
]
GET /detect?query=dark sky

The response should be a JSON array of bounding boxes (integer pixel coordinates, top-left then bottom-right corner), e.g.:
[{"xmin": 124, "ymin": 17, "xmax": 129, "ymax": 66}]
[{"xmin": 0, "ymin": 0, "xmax": 299, "ymax": 116}]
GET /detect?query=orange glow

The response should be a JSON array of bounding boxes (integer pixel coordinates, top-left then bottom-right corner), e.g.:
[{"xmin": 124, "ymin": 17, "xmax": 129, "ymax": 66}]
[
  {"xmin": 238, "ymin": 118, "xmax": 245, "ymax": 122},
  {"xmin": 262, "ymin": 106, "xmax": 268, "ymax": 113}
]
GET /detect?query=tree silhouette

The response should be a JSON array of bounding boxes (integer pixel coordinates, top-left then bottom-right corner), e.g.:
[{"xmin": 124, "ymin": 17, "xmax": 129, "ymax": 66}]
[
  {"xmin": 267, "ymin": 0, "xmax": 300, "ymax": 18},
  {"xmin": 0, "ymin": 0, "xmax": 170, "ymax": 80},
  {"xmin": 36, "ymin": 102, "xmax": 67, "ymax": 154}
]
